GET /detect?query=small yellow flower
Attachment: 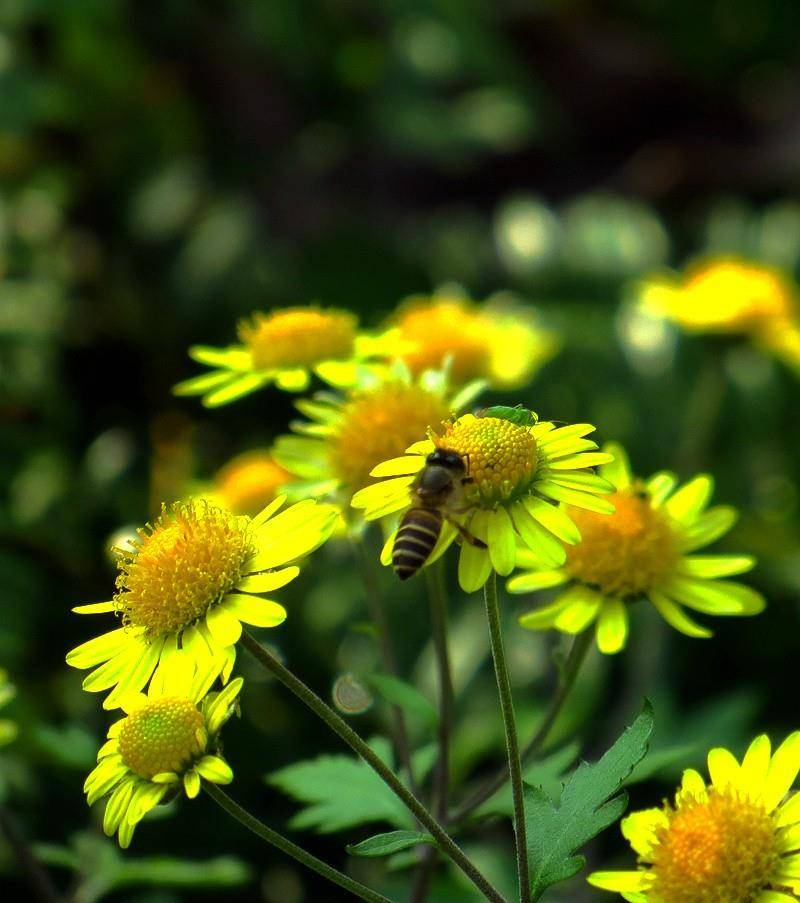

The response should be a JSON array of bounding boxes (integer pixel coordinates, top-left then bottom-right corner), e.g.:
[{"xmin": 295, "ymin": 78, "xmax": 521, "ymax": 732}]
[
  {"xmin": 273, "ymin": 365, "xmax": 483, "ymax": 506},
  {"xmin": 173, "ymin": 305, "xmax": 394, "ymax": 406},
  {"xmin": 0, "ymin": 669, "xmax": 17, "ymax": 746},
  {"xmin": 588, "ymin": 732, "xmax": 800, "ymax": 902},
  {"xmin": 67, "ymin": 497, "xmax": 338, "ymax": 709},
  {"xmin": 509, "ymin": 443, "xmax": 765, "ymax": 654},
  {"xmin": 209, "ymin": 450, "xmax": 292, "ymax": 516},
  {"xmin": 84, "ymin": 653, "xmax": 241, "ymax": 848},
  {"xmin": 391, "ymin": 294, "xmax": 558, "ymax": 389},
  {"xmin": 351, "ymin": 410, "xmax": 613, "ymax": 592}
]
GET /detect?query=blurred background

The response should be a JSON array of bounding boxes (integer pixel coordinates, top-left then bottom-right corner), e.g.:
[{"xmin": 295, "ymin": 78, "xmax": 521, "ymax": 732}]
[{"xmin": 3, "ymin": 0, "xmax": 800, "ymax": 900}]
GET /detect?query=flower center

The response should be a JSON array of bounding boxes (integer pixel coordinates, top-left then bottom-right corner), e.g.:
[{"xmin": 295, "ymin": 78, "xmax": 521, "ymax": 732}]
[
  {"xmin": 118, "ymin": 697, "xmax": 205, "ymax": 780},
  {"xmin": 238, "ymin": 307, "xmax": 357, "ymax": 370},
  {"xmin": 115, "ymin": 501, "xmax": 253, "ymax": 638},
  {"xmin": 215, "ymin": 451, "xmax": 290, "ymax": 516},
  {"xmin": 329, "ymin": 383, "xmax": 450, "ymax": 495},
  {"xmin": 396, "ymin": 301, "xmax": 492, "ymax": 385},
  {"xmin": 564, "ymin": 488, "xmax": 677, "ymax": 598},
  {"xmin": 651, "ymin": 788, "xmax": 778, "ymax": 903},
  {"xmin": 436, "ymin": 415, "xmax": 538, "ymax": 505}
]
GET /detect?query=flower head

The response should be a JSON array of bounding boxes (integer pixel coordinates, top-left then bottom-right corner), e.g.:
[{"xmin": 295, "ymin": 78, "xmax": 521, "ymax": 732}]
[
  {"xmin": 67, "ymin": 497, "xmax": 338, "ymax": 709},
  {"xmin": 351, "ymin": 409, "xmax": 614, "ymax": 592},
  {"xmin": 173, "ymin": 305, "xmax": 394, "ymax": 406},
  {"xmin": 273, "ymin": 364, "xmax": 483, "ymax": 507},
  {"xmin": 84, "ymin": 652, "xmax": 241, "ymax": 848},
  {"xmin": 0, "ymin": 669, "xmax": 17, "ymax": 746},
  {"xmin": 509, "ymin": 443, "xmax": 765, "ymax": 654},
  {"xmin": 209, "ymin": 450, "xmax": 291, "ymax": 516},
  {"xmin": 589, "ymin": 732, "xmax": 800, "ymax": 902},
  {"xmin": 391, "ymin": 294, "xmax": 558, "ymax": 389}
]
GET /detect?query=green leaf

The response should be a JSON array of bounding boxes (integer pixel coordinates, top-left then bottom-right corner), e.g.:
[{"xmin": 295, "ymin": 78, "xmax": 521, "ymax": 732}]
[
  {"xmin": 524, "ymin": 702, "xmax": 654, "ymax": 901},
  {"xmin": 267, "ymin": 737, "xmax": 414, "ymax": 833},
  {"xmin": 368, "ymin": 673, "xmax": 438, "ymax": 727},
  {"xmin": 346, "ymin": 830, "xmax": 435, "ymax": 858}
]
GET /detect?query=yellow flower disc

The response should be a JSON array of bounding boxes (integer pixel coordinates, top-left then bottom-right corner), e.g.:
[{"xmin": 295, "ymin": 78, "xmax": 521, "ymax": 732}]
[
  {"xmin": 396, "ymin": 301, "xmax": 492, "ymax": 385},
  {"xmin": 115, "ymin": 502, "xmax": 253, "ymax": 637},
  {"xmin": 436, "ymin": 415, "xmax": 538, "ymax": 505},
  {"xmin": 651, "ymin": 788, "xmax": 778, "ymax": 903},
  {"xmin": 237, "ymin": 307, "xmax": 357, "ymax": 369},
  {"xmin": 215, "ymin": 451, "xmax": 290, "ymax": 516},
  {"xmin": 118, "ymin": 697, "xmax": 204, "ymax": 779},
  {"xmin": 329, "ymin": 383, "xmax": 450, "ymax": 493},
  {"xmin": 565, "ymin": 489, "xmax": 677, "ymax": 598}
]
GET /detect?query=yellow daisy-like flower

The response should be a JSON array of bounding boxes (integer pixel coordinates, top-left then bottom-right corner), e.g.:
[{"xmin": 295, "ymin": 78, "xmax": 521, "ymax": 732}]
[
  {"xmin": 391, "ymin": 294, "xmax": 558, "ymax": 389},
  {"xmin": 173, "ymin": 305, "xmax": 394, "ymax": 406},
  {"xmin": 66, "ymin": 497, "xmax": 338, "ymax": 709},
  {"xmin": 273, "ymin": 365, "xmax": 483, "ymax": 506},
  {"xmin": 351, "ymin": 410, "xmax": 614, "ymax": 592},
  {"xmin": 588, "ymin": 732, "xmax": 800, "ymax": 902},
  {"xmin": 207, "ymin": 450, "xmax": 292, "ymax": 517},
  {"xmin": 509, "ymin": 443, "xmax": 765, "ymax": 654},
  {"xmin": 84, "ymin": 653, "xmax": 241, "ymax": 849},
  {"xmin": 0, "ymin": 668, "xmax": 17, "ymax": 746}
]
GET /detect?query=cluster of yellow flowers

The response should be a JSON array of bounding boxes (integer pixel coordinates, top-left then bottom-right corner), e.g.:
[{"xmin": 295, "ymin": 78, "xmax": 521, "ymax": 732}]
[{"xmin": 66, "ymin": 271, "xmax": 800, "ymax": 902}]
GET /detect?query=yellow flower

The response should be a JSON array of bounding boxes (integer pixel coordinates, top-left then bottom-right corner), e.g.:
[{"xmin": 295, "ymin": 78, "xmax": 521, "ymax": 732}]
[
  {"xmin": 273, "ymin": 365, "xmax": 483, "ymax": 506},
  {"xmin": 509, "ymin": 443, "xmax": 764, "ymax": 654},
  {"xmin": 0, "ymin": 669, "xmax": 17, "ymax": 746},
  {"xmin": 67, "ymin": 497, "xmax": 338, "ymax": 709},
  {"xmin": 84, "ymin": 652, "xmax": 241, "ymax": 848},
  {"xmin": 640, "ymin": 256, "xmax": 800, "ymax": 371},
  {"xmin": 391, "ymin": 294, "xmax": 558, "ymax": 389},
  {"xmin": 173, "ymin": 306, "xmax": 394, "ymax": 406},
  {"xmin": 588, "ymin": 732, "xmax": 800, "ymax": 902},
  {"xmin": 351, "ymin": 410, "xmax": 614, "ymax": 592},
  {"xmin": 209, "ymin": 450, "xmax": 292, "ymax": 516}
]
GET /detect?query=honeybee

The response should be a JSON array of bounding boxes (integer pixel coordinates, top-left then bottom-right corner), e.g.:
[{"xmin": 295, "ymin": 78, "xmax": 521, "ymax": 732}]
[{"xmin": 392, "ymin": 449, "xmax": 486, "ymax": 581}]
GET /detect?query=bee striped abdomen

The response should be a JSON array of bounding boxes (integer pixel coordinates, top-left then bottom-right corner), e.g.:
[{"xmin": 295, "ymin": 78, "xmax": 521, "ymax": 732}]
[{"xmin": 392, "ymin": 508, "xmax": 443, "ymax": 580}]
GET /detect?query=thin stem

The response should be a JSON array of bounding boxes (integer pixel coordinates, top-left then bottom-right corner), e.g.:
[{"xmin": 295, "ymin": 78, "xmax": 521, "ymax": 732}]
[
  {"xmin": 0, "ymin": 804, "xmax": 61, "ymax": 903},
  {"xmin": 411, "ymin": 563, "xmax": 454, "ymax": 903},
  {"xmin": 240, "ymin": 630, "xmax": 506, "ymax": 903},
  {"xmin": 676, "ymin": 350, "xmax": 727, "ymax": 473},
  {"xmin": 352, "ymin": 534, "xmax": 416, "ymax": 794},
  {"xmin": 203, "ymin": 782, "xmax": 392, "ymax": 903},
  {"xmin": 483, "ymin": 573, "xmax": 530, "ymax": 903},
  {"xmin": 451, "ymin": 629, "xmax": 593, "ymax": 823}
]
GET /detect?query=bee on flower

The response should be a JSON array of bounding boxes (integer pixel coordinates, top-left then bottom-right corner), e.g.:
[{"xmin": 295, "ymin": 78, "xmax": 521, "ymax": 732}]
[
  {"xmin": 67, "ymin": 497, "xmax": 338, "ymax": 709},
  {"xmin": 273, "ymin": 363, "xmax": 484, "ymax": 508},
  {"xmin": 389, "ymin": 292, "xmax": 559, "ymax": 389},
  {"xmin": 0, "ymin": 669, "xmax": 17, "ymax": 747},
  {"xmin": 351, "ymin": 407, "xmax": 614, "ymax": 592},
  {"xmin": 589, "ymin": 732, "xmax": 800, "ymax": 902},
  {"xmin": 508, "ymin": 442, "xmax": 765, "ymax": 654},
  {"xmin": 173, "ymin": 305, "xmax": 396, "ymax": 406},
  {"xmin": 84, "ymin": 653, "xmax": 241, "ymax": 848}
]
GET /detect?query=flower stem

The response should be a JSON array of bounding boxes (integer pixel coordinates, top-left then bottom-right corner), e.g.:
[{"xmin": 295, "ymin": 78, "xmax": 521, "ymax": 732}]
[
  {"xmin": 240, "ymin": 630, "xmax": 506, "ymax": 903},
  {"xmin": 483, "ymin": 572, "xmax": 531, "ymax": 903},
  {"xmin": 352, "ymin": 533, "xmax": 417, "ymax": 794},
  {"xmin": 203, "ymin": 782, "xmax": 393, "ymax": 903},
  {"xmin": 451, "ymin": 629, "xmax": 592, "ymax": 823}
]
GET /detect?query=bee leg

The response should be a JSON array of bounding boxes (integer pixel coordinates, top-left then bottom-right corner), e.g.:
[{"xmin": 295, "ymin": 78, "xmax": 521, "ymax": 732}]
[{"xmin": 447, "ymin": 518, "xmax": 487, "ymax": 549}]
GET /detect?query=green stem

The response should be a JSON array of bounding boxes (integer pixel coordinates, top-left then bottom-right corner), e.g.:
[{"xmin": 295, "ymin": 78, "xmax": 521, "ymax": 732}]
[
  {"xmin": 351, "ymin": 534, "xmax": 417, "ymax": 794},
  {"xmin": 240, "ymin": 630, "xmax": 506, "ymax": 903},
  {"xmin": 451, "ymin": 629, "xmax": 592, "ymax": 823},
  {"xmin": 676, "ymin": 351, "xmax": 727, "ymax": 473},
  {"xmin": 203, "ymin": 782, "xmax": 392, "ymax": 903},
  {"xmin": 483, "ymin": 573, "xmax": 530, "ymax": 903}
]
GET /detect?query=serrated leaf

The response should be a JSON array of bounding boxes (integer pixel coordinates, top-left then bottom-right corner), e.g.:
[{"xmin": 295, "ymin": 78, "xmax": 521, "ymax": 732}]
[
  {"xmin": 267, "ymin": 737, "xmax": 414, "ymax": 833},
  {"xmin": 525, "ymin": 702, "xmax": 654, "ymax": 900},
  {"xmin": 346, "ymin": 830, "xmax": 435, "ymax": 858},
  {"xmin": 368, "ymin": 673, "xmax": 438, "ymax": 727}
]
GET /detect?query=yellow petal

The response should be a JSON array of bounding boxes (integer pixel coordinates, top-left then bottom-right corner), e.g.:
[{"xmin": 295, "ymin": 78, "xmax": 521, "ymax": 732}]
[
  {"xmin": 222, "ymin": 594, "xmax": 287, "ymax": 628},
  {"xmin": 487, "ymin": 507, "xmax": 516, "ymax": 576},
  {"xmin": 763, "ymin": 732, "xmax": 800, "ymax": 812},
  {"xmin": 596, "ymin": 599, "xmax": 628, "ymax": 654}
]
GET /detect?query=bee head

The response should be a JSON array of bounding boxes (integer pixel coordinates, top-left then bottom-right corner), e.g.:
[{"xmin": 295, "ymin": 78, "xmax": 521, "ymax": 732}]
[{"xmin": 425, "ymin": 449, "xmax": 466, "ymax": 473}]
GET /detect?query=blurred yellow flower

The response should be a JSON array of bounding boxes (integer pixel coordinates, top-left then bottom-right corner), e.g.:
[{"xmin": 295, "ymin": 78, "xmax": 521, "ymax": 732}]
[
  {"xmin": 173, "ymin": 306, "xmax": 395, "ymax": 406},
  {"xmin": 0, "ymin": 669, "xmax": 17, "ymax": 746},
  {"xmin": 390, "ymin": 294, "xmax": 558, "ymax": 389},
  {"xmin": 84, "ymin": 652, "xmax": 241, "ymax": 848},
  {"xmin": 273, "ymin": 365, "xmax": 483, "ymax": 506},
  {"xmin": 509, "ymin": 443, "xmax": 764, "ymax": 654},
  {"xmin": 352, "ymin": 409, "xmax": 613, "ymax": 592},
  {"xmin": 209, "ymin": 450, "xmax": 291, "ymax": 516},
  {"xmin": 588, "ymin": 732, "xmax": 800, "ymax": 901},
  {"xmin": 67, "ymin": 497, "xmax": 337, "ymax": 709}
]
